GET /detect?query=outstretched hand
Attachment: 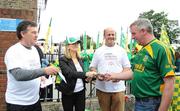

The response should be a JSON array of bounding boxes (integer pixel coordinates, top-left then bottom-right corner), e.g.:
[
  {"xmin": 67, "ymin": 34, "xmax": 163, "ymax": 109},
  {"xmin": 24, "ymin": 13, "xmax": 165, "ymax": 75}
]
[
  {"xmin": 44, "ymin": 66, "xmax": 60, "ymax": 75},
  {"xmin": 102, "ymin": 73, "xmax": 120, "ymax": 82}
]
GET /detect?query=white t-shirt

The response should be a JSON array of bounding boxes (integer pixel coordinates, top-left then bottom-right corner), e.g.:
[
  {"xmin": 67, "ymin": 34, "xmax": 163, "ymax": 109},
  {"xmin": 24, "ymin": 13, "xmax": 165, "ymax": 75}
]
[
  {"xmin": 4, "ymin": 43, "xmax": 41, "ymax": 105},
  {"xmin": 74, "ymin": 62, "xmax": 84, "ymax": 92},
  {"xmin": 90, "ymin": 44, "xmax": 131, "ymax": 92}
]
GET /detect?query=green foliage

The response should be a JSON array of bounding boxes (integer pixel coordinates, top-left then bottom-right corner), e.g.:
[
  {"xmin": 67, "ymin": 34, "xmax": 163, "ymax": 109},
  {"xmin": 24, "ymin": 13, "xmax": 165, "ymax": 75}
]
[{"xmin": 139, "ymin": 10, "xmax": 180, "ymax": 42}]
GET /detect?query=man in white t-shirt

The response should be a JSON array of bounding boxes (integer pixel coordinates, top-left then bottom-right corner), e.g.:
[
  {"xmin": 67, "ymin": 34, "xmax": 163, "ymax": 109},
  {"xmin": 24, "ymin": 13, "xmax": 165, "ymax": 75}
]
[
  {"xmin": 4, "ymin": 21, "xmax": 59, "ymax": 111},
  {"xmin": 90, "ymin": 27, "xmax": 132, "ymax": 111}
]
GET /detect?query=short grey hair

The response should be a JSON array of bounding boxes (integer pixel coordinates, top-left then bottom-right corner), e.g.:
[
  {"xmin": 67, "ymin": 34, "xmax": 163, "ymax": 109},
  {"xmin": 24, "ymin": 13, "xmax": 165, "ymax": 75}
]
[{"xmin": 130, "ymin": 18, "xmax": 153, "ymax": 34}]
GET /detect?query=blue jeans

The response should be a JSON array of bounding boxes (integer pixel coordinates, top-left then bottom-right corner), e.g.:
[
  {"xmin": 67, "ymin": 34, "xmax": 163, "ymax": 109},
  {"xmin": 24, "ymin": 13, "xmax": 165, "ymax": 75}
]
[{"xmin": 135, "ymin": 97, "xmax": 161, "ymax": 111}]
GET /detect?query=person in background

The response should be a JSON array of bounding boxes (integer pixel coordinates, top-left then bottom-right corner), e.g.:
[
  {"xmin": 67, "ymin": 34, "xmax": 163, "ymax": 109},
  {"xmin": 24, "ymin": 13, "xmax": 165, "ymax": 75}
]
[
  {"xmin": 89, "ymin": 27, "xmax": 132, "ymax": 111},
  {"xmin": 175, "ymin": 51, "xmax": 180, "ymax": 72},
  {"xmin": 105, "ymin": 18, "xmax": 175, "ymax": 111},
  {"xmin": 4, "ymin": 20, "xmax": 59, "ymax": 111},
  {"xmin": 59, "ymin": 37, "xmax": 97, "ymax": 111},
  {"xmin": 34, "ymin": 42, "xmax": 48, "ymax": 101}
]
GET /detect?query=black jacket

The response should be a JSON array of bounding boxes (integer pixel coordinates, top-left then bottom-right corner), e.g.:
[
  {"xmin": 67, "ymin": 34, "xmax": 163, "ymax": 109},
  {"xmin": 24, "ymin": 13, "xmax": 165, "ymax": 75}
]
[{"xmin": 58, "ymin": 56, "xmax": 87, "ymax": 95}]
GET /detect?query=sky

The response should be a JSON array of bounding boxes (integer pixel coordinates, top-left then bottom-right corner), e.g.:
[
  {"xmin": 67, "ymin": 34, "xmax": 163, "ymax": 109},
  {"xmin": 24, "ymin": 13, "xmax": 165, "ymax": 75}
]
[{"xmin": 38, "ymin": 0, "xmax": 180, "ymax": 43}]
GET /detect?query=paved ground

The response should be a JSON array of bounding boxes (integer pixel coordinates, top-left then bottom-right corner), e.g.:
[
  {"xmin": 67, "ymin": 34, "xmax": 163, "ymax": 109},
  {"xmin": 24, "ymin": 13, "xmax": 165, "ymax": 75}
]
[{"xmin": 41, "ymin": 97, "xmax": 100, "ymax": 111}]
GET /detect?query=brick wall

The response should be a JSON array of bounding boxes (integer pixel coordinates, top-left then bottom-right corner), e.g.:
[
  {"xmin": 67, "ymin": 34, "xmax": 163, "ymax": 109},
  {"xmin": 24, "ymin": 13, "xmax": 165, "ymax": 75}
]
[
  {"xmin": 0, "ymin": 0, "xmax": 37, "ymax": 17},
  {"xmin": 0, "ymin": 1, "xmax": 37, "ymax": 111}
]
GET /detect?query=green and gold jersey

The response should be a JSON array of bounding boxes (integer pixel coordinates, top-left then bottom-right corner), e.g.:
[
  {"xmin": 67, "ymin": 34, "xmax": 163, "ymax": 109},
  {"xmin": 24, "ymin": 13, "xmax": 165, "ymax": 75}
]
[{"xmin": 131, "ymin": 39, "xmax": 175, "ymax": 98}]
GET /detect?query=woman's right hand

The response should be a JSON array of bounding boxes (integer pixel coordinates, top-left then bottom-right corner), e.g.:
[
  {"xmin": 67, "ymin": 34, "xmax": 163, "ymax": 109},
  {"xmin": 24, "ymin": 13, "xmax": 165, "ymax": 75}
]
[{"xmin": 85, "ymin": 71, "xmax": 97, "ymax": 77}]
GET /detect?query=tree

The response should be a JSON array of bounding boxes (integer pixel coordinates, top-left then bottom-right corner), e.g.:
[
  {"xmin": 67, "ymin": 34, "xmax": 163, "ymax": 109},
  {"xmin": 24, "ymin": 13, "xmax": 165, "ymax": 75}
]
[{"xmin": 139, "ymin": 10, "xmax": 180, "ymax": 43}]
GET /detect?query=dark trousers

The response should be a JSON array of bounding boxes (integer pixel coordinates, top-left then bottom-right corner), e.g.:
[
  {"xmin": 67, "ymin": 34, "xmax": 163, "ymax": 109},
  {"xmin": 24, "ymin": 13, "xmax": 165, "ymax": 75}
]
[
  {"xmin": 6, "ymin": 100, "xmax": 42, "ymax": 111},
  {"xmin": 62, "ymin": 89, "xmax": 85, "ymax": 111}
]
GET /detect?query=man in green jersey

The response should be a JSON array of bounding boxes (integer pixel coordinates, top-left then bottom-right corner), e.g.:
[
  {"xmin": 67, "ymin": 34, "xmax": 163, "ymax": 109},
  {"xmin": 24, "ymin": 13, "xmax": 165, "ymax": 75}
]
[{"xmin": 104, "ymin": 18, "xmax": 175, "ymax": 111}]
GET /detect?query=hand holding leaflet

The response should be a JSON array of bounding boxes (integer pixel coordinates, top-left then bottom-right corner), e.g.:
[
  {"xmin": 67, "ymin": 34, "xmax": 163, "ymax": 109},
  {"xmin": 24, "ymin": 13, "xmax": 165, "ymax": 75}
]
[{"xmin": 40, "ymin": 76, "xmax": 55, "ymax": 88}]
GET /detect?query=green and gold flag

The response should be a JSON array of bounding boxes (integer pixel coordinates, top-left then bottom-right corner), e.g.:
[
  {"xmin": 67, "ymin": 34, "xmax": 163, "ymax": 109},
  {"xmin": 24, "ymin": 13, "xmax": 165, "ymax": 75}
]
[
  {"xmin": 44, "ymin": 17, "xmax": 52, "ymax": 53},
  {"xmin": 160, "ymin": 24, "xmax": 170, "ymax": 46}
]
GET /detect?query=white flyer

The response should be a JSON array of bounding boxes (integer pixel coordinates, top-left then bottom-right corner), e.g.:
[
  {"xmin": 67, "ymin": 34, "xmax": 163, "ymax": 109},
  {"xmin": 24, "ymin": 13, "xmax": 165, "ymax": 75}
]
[
  {"xmin": 59, "ymin": 71, "xmax": 67, "ymax": 83},
  {"xmin": 40, "ymin": 76, "xmax": 55, "ymax": 88}
]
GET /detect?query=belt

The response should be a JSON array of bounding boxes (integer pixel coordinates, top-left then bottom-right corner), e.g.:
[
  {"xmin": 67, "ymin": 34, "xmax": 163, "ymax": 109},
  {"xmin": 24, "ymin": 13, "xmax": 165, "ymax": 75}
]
[{"xmin": 135, "ymin": 96, "xmax": 161, "ymax": 102}]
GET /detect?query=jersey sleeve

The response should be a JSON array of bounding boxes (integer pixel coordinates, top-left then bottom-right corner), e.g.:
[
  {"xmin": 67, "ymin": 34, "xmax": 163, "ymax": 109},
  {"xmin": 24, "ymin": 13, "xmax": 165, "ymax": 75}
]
[{"xmin": 157, "ymin": 46, "xmax": 175, "ymax": 77}]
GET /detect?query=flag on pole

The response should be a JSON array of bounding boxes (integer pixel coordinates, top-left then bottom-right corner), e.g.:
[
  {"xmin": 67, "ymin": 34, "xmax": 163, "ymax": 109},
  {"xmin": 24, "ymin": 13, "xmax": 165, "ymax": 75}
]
[
  {"xmin": 89, "ymin": 37, "xmax": 94, "ymax": 62},
  {"xmin": 129, "ymin": 34, "xmax": 133, "ymax": 55},
  {"xmin": 90, "ymin": 37, "xmax": 94, "ymax": 52},
  {"xmin": 160, "ymin": 24, "xmax": 170, "ymax": 46},
  {"xmin": 50, "ymin": 36, "xmax": 54, "ymax": 54},
  {"xmin": 44, "ymin": 17, "xmax": 52, "ymax": 53},
  {"xmin": 82, "ymin": 32, "xmax": 89, "ymax": 72},
  {"xmin": 96, "ymin": 32, "xmax": 100, "ymax": 49},
  {"xmin": 160, "ymin": 24, "xmax": 175, "ymax": 55},
  {"xmin": 120, "ymin": 27, "xmax": 126, "ymax": 48},
  {"xmin": 83, "ymin": 32, "xmax": 87, "ymax": 53},
  {"xmin": 125, "ymin": 28, "xmax": 129, "ymax": 51}
]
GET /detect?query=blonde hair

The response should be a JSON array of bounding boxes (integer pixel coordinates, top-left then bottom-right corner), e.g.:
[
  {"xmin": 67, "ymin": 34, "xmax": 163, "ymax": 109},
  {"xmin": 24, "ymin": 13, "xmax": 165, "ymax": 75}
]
[{"xmin": 64, "ymin": 45, "xmax": 81, "ymax": 59}]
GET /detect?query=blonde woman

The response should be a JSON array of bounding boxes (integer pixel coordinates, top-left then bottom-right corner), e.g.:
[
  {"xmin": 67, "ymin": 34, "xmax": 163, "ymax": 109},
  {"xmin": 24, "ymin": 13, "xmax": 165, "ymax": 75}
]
[{"xmin": 59, "ymin": 37, "xmax": 96, "ymax": 111}]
